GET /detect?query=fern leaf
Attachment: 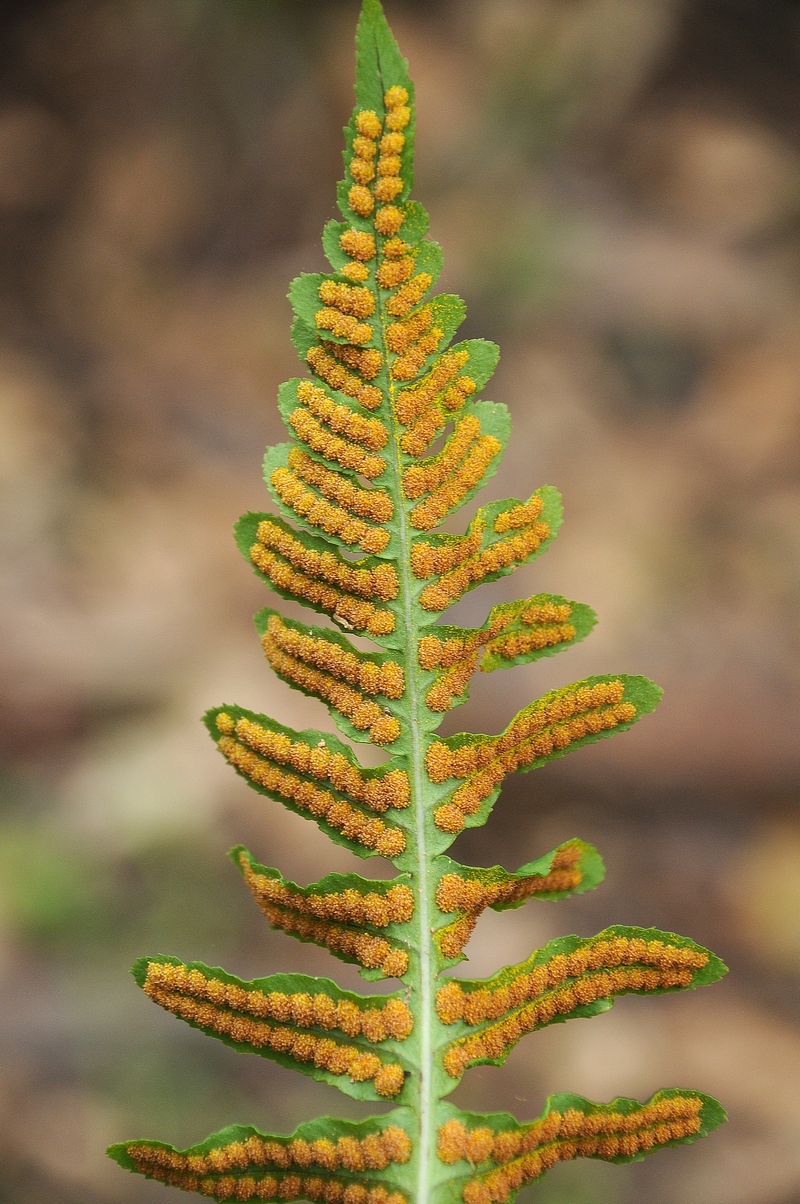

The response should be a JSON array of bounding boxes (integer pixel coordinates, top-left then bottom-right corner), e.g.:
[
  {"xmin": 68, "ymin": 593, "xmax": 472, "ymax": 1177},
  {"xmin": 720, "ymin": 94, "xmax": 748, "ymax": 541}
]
[
  {"xmin": 232, "ymin": 847, "xmax": 412, "ymax": 981},
  {"xmin": 436, "ymin": 1090, "xmax": 727, "ymax": 1204},
  {"xmin": 110, "ymin": 2, "xmax": 727, "ymax": 1201}
]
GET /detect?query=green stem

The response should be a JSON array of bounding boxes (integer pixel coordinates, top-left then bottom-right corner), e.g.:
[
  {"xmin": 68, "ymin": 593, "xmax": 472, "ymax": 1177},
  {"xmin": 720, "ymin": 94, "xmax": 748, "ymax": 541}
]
[{"xmin": 374, "ymin": 253, "xmax": 437, "ymax": 1204}]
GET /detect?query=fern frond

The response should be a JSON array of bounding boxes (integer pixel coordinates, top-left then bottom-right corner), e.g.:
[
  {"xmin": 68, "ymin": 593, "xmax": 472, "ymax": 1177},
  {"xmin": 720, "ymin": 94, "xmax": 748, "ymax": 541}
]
[{"xmin": 110, "ymin": 2, "xmax": 727, "ymax": 1201}]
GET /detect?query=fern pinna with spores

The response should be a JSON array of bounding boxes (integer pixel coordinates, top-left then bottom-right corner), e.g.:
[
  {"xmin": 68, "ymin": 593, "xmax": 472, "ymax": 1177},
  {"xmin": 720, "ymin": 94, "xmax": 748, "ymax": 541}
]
[{"xmin": 109, "ymin": 3, "xmax": 727, "ymax": 1202}]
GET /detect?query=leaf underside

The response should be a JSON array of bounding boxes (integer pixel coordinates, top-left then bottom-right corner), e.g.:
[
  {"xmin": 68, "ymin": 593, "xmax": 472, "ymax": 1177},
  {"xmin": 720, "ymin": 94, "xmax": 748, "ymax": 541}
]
[{"xmin": 109, "ymin": 2, "xmax": 727, "ymax": 1202}]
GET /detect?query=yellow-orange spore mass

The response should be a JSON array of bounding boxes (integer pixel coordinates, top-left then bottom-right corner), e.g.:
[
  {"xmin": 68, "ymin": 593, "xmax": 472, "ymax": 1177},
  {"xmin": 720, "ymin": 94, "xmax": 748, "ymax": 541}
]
[
  {"xmin": 262, "ymin": 614, "xmax": 404, "ymax": 700},
  {"xmin": 249, "ymin": 520, "xmax": 396, "ymax": 636},
  {"xmin": 127, "ymin": 1127, "xmax": 411, "ymax": 1198},
  {"xmin": 296, "ymin": 381, "xmax": 388, "ymax": 450},
  {"xmin": 484, "ymin": 623, "xmax": 576, "ymax": 663},
  {"xmin": 411, "ymin": 524, "xmax": 484, "ymax": 579},
  {"xmin": 381, "ymin": 133, "xmax": 405, "ymax": 157},
  {"xmin": 494, "ymin": 497, "xmax": 544, "ymax": 533},
  {"xmin": 218, "ymin": 737, "xmax": 405, "ymax": 858},
  {"xmin": 271, "ymin": 465, "xmax": 391, "ymax": 554},
  {"xmin": 222, "ymin": 716, "xmax": 408, "ymax": 814},
  {"xmin": 453, "ymin": 1096, "xmax": 704, "ymax": 1202},
  {"xmin": 241, "ymin": 858, "xmax": 411, "ymax": 978},
  {"xmin": 348, "ymin": 185, "xmax": 375, "ymax": 217},
  {"xmin": 350, "ymin": 158, "xmax": 376, "ymax": 185},
  {"xmin": 140, "ymin": 964, "xmax": 405, "ymax": 1094},
  {"xmin": 261, "ymin": 620, "xmax": 402, "ymax": 746},
  {"xmin": 439, "ymin": 937, "xmax": 708, "ymax": 1073},
  {"xmin": 419, "ymin": 522, "xmax": 551, "ymax": 612},
  {"xmin": 355, "ymin": 110, "xmax": 383, "ymax": 139},
  {"xmin": 390, "ymin": 331, "xmax": 444, "ymax": 382},
  {"xmin": 384, "ymin": 85, "xmax": 409, "ymax": 109},
  {"xmin": 375, "ymin": 176, "xmax": 404, "ymax": 203},
  {"xmin": 374, "ymin": 206, "xmax": 405, "ymax": 236},
  {"xmin": 287, "ymin": 449, "xmax": 393, "ymax": 523},
  {"xmin": 521, "ymin": 601, "xmax": 572, "ymax": 625},
  {"xmin": 119, "ymin": 1156, "xmax": 410, "ymax": 1204},
  {"xmin": 252, "ymin": 521, "xmax": 397, "ymax": 603},
  {"xmin": 342, "ymin": 261, "xmax": 371, "ymax": 282},
  {"xmin": 385, "ymin": 272, "xmax": 432, "ymax": 318},
  {"xmin": 240, "ymin": 852, "xmax": 413, "ymax": 928},
  {"xmin": 409, "ymin": 436, "xmax": 501, "ymax": 531},
  {"xmin": 398, "ymin": 375, "xmax": 478, "ymax": 457},
  {"xmin": 306, "ymin": 346, "xmax": 382, "ymax": 412},
  {"xmin": 339, "ymin": 230, "xmax": 376, "ymax": 262},
  {"xmin": 377, "ymin": 256, "xmax": 415, "ymax": 290},
  {"xmin": 385, "ymin": 106, "xmax": 411, "ymax": 132},
  {"xmin": 402, "ymin": 416, "xmax": 482, "ymax": 499},
  {"xmin": 386, "ymin": 306, "xmax": 433, "ymax": 354},
  {"xmin": 143, "ymin": 961, "xmax": 411, "ymax": 1046},
  {"xmin": 383, "ymin": 237, "xmax": 411, "ymax": 258},
  {"xmin": 318, "ymin": 281, "xmax": 376, "ymax": 320},
  {"xmin": 427, "ymin": 682, "xmax": 636, "ymax": 830},
  {"xmin": 425, "ymin": 655, "xmax": 480, "ymax": 713},
  {"xmin": 327, "ymin": 342, "xmax": 384, "ymax": 381},
  {"xmin": 315, "ymin": 308, "xmax": 373, "ymax": 345},
  {"xmin": 396, "ymin": 352, "xmax": 470, "ymax": 424},
  {"xmin": 433, "ymin": 851, "xmax": 585, "ymax": 961},
  {"xmin": 377, "ymin": 155, "xmax": 403, "ymax": 178},
  {"xmin": 289, "ymin": 408, "xmax": 386, "ymax": 479}
]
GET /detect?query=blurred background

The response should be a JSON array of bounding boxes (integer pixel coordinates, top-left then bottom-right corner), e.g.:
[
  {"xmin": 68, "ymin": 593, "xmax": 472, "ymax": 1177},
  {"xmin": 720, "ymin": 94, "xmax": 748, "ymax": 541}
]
[{"xmin": 0, "ymin": 0, "xmax": 799, "ymax": 1201}]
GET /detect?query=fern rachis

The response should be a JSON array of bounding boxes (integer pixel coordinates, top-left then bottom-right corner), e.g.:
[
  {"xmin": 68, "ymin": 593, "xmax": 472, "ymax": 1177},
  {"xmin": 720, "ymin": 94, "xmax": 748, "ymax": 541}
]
[{"xmin": 108, "ymin": 4, "xmax": 727, "ymax": 1202}]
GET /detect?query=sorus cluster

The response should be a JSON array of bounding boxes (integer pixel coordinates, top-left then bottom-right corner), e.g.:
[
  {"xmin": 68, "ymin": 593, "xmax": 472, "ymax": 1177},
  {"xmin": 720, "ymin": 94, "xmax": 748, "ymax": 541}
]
[
  {"xmin": 313, "ymin": 281, "xmax": 376, "ymax": 350},
  {"xmin": 143, "ymin": 961, "xmax": 413, "ymax": 1043},
  {"xmin": 453, "ymin": 1096, "xmax": 704, "ymax": 1204},
  {"xmin": 245, "ymin": 887, "xmax": 410, "ymax": 980},
  {"xmin": 424, "ymin": 656, "xmax": 480, "ymax": 714},
  {"xmin": 441, "ymin": 962, "xmax": 694, "ymax": 1075},
  {"xmin": 438, "ymin": 936, "xmax": 708, "ymax": 1075},
  {"xmin": 418, "ymin": 600, "xmax": 576, "ymax": 708},
  {"xmin": 306, "ymin": 344, "xmax": 382, "ymax": 412},
  {"xmin": 216, "ymin": 714, "xmax": 409, "ymax": 813},
  {"xmin": 403, "ymin": 415, "xmax": 482, "ymax": 499},
  {"xmin": 127, "ymin": 1125, "xmax": 411, "ymax": 1181},
  {"xmin": 347, "ymin": 91, "xmax": 410, "ymax": 222},
  {"xmin": 395, "ymin": 352, "xmax": 470, "ymax": 425},
  {"xmin": 318, "ymin": 280, "xmax": 375, "ymax": 320},
  {"xmin": 272, "ymin": 462, "xmax": 391, "ymax": 555},
  {"xmin": 418, "ymin": 522, "xmax": 551, "ymax": 613},
  {"xmin": 483, "ymin": 621, "xmax": 576, "ymax": 664},
  {"xmin": 386, "ymin": 305, "xmax": 445, "ymax": 382},
  {"xmin": 493, "ymin": 497, "xmax": 544, "ymax": 533},
  {"xmin": 376, "ymin": 237, "xmax": 416, "ymax": 290},
  {"xmin": 434, "ymin": 845, "xmax": 584, "ymax": 958},
  {"xmin": 289, "ymin": 408, "xmax": 386, "ymax": 480},
  {"xmin": 315, "ymin": 307, "xmax": 374, "ymax": 346},
  {"xmin": 142, "ymin": 970, "xmax": 406, "ymax": 1097},
  {"xmin": 260, "ymin": 615, "xmax": 402, "ymax": 744},
  {"xmin": 126, "ymin": 1156, "xmax": 407, "ymax": 1204},
  {"xmin": 409, "ymin": 436, "xmax": 500, "ymax": 531},
  {"xmin": 426, "ymin": 681, "xmax": 635, "ymax": 831},
  {"xmin": 217, "ymin": 736, "xmax": 405, "ymax": 858},
  {"xmin": 395, "ymin": 351, "xmax": 477, "ymax": 458},
  {"xmin": 410, "ymin": 522, "xmax": 484, "ymax": 580},
  {"xmin": 482, "ymin": 599, "xmax": 577, "ymax": 664},
  {"xmin": 295, "ymin": 380, "xmax": 388, "ymax": 452},
  {"xmin": 436, "ymin": 932, "xmax": 709, "ymax": 1025},
  {"xmin": 427, "ymin": 680, "xmax": 630, "ymax": 779},
  {"xmin": 286, "ymin": 450, "xmax": 393, "ymax": 523},
  {"xmin": 249, "ymin": 520, "xmax": 396, "ymax": 637},
  {"xmin": 238, "ymin": 852, "xmax": 414, "ymax": 928}
]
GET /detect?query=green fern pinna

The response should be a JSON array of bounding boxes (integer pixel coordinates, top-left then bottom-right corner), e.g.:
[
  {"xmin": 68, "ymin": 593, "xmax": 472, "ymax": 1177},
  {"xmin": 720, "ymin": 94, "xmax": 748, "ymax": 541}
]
[{"xmin": 108, "ymin": 3, "xmax": 727, "ymax": 1201}]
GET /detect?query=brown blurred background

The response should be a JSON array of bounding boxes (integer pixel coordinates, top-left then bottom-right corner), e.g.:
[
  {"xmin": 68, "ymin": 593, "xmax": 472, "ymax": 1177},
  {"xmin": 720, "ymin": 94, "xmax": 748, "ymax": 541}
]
[{"xmin": 0, "ymin": 0, "xmax": 799, "ymax": 1201}]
